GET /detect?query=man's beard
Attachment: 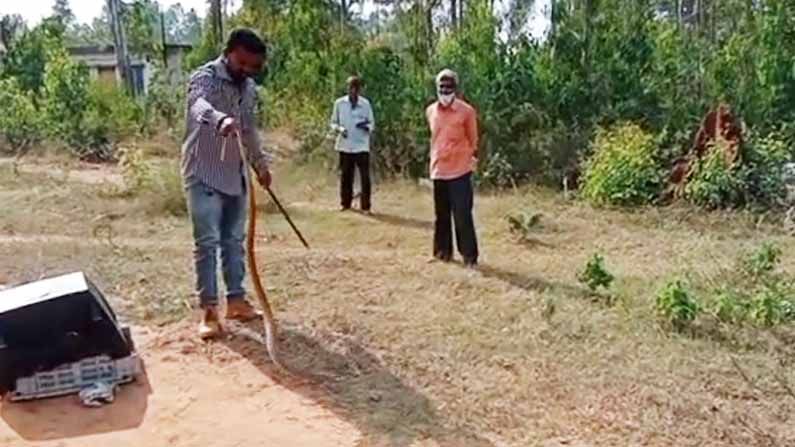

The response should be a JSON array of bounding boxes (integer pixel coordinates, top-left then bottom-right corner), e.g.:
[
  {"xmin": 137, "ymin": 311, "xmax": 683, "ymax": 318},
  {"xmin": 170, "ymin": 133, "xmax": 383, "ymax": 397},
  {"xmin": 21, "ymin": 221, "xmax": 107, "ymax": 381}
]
[{"xmin": 230, "ymin": 70, "xmax": 248, "ymax": 85}]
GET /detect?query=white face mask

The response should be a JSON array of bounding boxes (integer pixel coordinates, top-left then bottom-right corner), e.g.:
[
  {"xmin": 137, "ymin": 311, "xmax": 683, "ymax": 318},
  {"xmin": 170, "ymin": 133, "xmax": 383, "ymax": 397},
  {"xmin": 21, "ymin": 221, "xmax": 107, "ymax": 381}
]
[{"xmin": 438, "ymin": 93, "xmax": 455, "ymax": 106}]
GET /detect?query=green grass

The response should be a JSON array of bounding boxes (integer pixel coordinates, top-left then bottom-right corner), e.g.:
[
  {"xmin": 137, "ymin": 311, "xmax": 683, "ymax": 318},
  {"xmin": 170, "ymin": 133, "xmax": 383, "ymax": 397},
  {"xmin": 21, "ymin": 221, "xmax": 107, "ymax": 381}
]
[{"xmin": 1, "ymin": 152, "xmax": 795, "ymax": 446}]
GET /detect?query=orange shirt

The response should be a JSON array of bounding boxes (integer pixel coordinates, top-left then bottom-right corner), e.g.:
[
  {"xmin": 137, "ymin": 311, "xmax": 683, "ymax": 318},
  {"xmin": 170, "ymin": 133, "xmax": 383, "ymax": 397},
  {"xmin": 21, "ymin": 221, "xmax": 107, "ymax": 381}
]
[{"xmin": 426, "ymin": 99, "xmax": 479, "ymax": 180}]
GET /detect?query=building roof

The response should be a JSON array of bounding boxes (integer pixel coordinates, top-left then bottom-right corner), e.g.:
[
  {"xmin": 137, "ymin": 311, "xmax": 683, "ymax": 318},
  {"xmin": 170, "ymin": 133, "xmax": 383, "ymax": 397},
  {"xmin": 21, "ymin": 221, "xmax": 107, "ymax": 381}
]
[{"xmin": 67, "ymin": 43, "xmax": 193, "ymax": 56}]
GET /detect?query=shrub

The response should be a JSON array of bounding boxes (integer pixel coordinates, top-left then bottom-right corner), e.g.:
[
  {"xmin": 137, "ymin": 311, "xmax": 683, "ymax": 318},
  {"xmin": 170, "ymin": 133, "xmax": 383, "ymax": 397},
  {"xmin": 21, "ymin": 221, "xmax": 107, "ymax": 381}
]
[
  {"xmin": 144, "ymin": 162, "xmax": 187, "ymax": 217},
  {"xmin": 85, "ymin": 82, "xmax": 147, "ymax": 144},
  {"xmin": 656, "ymin": 279, "xmax": 700, "ymax": 330},
  {"xmin": 0, "ymin": 78, "xmax": 44, "ymax": 151},
  {"xmin": 578, "ymin": 253, "xmax": 615, "ymax": 292},
  {"xmin": 684, "ymin": 145, "xmax": 747, "ymax": 209},
  {"xmin": 506, "ymin": 210, "xmax": 542, "ymax": 240},
  {"xmin": 42, "ymin": 47, "xmax": 91, "ymax": 150},
  {"xmin": 707, "ymin": 242, "xmax": 795, "ymax": 327},
  {"xmin": 110, "ymin": 146, "xmax": 186, "ymax": 216},
  {"xmin": 713, "ymin": 288, "xmax": 750, "ymax": 325},
  {"xmin": 749, "ymin": 284, "xmax": 795, "ymax": 327},
  {"xmin": 118, "ymin": 145, "xmax": 154, "ymax": 194},
  {"xmin": 743, "ymin": 131, "xmax": 792, "ymax": 208},
  {"xmin": 742, "ymin": 241, "xmax": 782, "ymax": 278},
  {"xmin": 580, "ymin": 123, "xmax": 663, "ymax": 206}
]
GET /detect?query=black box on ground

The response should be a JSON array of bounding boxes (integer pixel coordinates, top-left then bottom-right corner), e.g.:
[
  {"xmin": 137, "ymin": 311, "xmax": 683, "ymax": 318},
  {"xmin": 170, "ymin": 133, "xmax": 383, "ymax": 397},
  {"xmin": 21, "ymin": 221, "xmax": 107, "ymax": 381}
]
[{"xmin": 0, "ymin": 272, "xmax": 133, "ymax": 393}]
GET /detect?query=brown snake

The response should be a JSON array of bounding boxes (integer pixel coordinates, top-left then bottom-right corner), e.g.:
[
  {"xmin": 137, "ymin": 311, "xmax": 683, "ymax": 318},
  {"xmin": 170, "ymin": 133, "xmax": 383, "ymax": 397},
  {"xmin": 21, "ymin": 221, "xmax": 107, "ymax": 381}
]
[{"xmin": 227, "ymin": 133, "xmax": 286, "ymax": 371}]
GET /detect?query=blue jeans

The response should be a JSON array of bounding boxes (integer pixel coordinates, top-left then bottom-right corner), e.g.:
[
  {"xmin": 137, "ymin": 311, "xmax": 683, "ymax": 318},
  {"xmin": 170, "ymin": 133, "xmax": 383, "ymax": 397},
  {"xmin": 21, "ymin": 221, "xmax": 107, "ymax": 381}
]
[{"xmin": 186, "ymin": 181, "xmax": 247, "ymax": 307}]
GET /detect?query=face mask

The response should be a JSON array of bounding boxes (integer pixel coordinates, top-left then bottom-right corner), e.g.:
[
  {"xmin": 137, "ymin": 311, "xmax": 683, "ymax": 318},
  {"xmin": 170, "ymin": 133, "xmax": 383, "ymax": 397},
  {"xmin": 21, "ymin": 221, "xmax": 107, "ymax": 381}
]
[{"xmin": 438, "ymin": 93, "xmax": 455, "ymax": 106}]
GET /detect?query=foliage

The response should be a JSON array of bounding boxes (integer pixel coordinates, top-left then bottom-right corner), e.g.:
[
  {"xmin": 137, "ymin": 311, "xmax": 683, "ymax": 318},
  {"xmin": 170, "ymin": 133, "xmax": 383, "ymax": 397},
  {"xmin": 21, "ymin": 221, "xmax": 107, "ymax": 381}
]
[
  {"xmin": 578, "ymin": 253, "xmax": 615, "ymax": 292},
  {"xmin": 742, "ymin": 242, "xmax": 782, "ymax": 278},
  {"xmin": 0, "ymin": 78, "xmax": 44, "ymax": 151},
  {"xmin": 118, "ymin": 145, "xmax": 154, "ymax": 193},
  {"xmin": 742, "ymin": 131, "xmax": 792, "ymax": 208},
  {"xmin": 0, "ymin": 16, "xmax": 148, "ymax": 159},
  {"xmin": 506, "ymin": 209, "xmax": 542, "ymax": 240},
  {"xmin": 684, "ymin": 144, "xmax": 746, "ymax": 209},
  {"xmin": 656, "ymin": 279, "xmax": 701, "ymax": 331},
  {"xmin": 113, "ymin": 146, "xmax": 186, "ymax": 216},
  {"xmin": 705, "ymin": 242, "xmax": 795, "ymax": 327},
  {"xmin": 86, "ymin": 83, "xmax": 148, "ymax": 143},
  {"xmin": 580, "ymin": 123, "xmax": 662, "ymax": 206},
  {"xmin": 41, "ymin": 47, "xmax": 92, "ymax": 149},
  {"xmin": 0, "ymin": 18, "xmax": 65, "ymax": 93}
]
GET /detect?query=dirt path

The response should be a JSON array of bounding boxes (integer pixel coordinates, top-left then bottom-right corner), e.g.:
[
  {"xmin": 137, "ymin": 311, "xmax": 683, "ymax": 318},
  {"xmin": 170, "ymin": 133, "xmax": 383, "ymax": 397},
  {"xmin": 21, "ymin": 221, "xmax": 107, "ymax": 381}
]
[{"xmin": 0, "ymin": 324, "xmax": 365, "ymax": 447}]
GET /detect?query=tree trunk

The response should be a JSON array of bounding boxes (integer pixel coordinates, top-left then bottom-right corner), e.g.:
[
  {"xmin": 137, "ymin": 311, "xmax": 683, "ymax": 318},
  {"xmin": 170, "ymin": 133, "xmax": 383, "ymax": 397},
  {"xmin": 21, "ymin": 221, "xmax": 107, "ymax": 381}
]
[
  {"xmin": 451, "ymin": 0, "xmax": 457, "ymax": 28},
  {"xmin": 426, "ymin": 0, "xmax": 434, "ymax": 54},
  {"xmin": 676, "ymin": 0, "xmax": 683, "ymax": 27}
]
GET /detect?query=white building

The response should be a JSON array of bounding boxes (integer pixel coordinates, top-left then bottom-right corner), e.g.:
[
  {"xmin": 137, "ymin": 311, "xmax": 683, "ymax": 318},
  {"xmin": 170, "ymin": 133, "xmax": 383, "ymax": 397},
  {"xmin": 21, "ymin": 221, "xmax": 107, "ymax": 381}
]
[{"xmin": 67, "ymin": 44, "xmax": 192, "ymax": 96}]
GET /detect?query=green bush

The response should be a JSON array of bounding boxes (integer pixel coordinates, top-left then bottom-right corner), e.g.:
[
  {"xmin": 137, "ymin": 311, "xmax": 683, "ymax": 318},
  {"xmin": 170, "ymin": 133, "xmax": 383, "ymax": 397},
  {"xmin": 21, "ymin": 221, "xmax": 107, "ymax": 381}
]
[
  {"xmin": 0, "ymin": 78, "xmax": 44, "ymax": 151},
  {"xmin": 656, "ymin": 279, "xmax": 701, "ymax": 330},
  {"xmin": 713, "ymin": 288, "xmax": 750, "ymax": 325},
  {"xmin": 42, "ymin": 48, "xmax": 92, "ymax": 150},
  {"xmin": 749, "ymin": 285, "xmax": 795, "ymax": 327},
  {"xmin": 506, "ymin": 210, "xmax": 543, "ymax": 240},
  {"xmin": 707, "ymin": 242, "xmax": 795, "ymax": 327},
  {"xmin": 86, "ymin": 83, "xmax": 147, "ymax": 143},
  {"xmin": 684, "ymin": 133, "xmax": 791, "ymax": 210},
  {"xmin": 742, "ymin": 241, "xmax": 782, "ymax": 278},
  {"xmin": 578, "ymin": 253, "xmax": 615, "ymax": 292},
  {"xmin": 743, "ymin": 131, "xmax": 792, "ymax": 208},
  {"xmin": 684, "ymin": 144, "xmax": 746, "ymax": 209},
  {"xmin": 581, "ymin": 123, "xmax": 663, "ymax": 206}
]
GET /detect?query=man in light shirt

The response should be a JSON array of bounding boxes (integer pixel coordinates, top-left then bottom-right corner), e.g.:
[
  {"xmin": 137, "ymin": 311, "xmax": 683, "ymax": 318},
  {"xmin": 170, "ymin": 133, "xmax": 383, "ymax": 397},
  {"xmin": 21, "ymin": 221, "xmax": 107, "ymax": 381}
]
[
  {"xmin": 425, "ymin": 69, "xmax": 479, "ymax": 268},
  {"xmin": 330, "ymin": 76, "xmax": 375, "ymax": 213}
]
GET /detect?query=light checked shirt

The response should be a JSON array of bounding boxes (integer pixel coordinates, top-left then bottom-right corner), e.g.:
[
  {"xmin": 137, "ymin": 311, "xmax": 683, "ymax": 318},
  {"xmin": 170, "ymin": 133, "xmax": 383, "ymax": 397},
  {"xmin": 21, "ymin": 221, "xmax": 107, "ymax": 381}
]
[
  {"xmin": 330, "ymin": 96, "xmax": 375, "ymax": 153},
  {"xmin": 181, "ymin": 57, "xmax": 271, "ymax": 196}
]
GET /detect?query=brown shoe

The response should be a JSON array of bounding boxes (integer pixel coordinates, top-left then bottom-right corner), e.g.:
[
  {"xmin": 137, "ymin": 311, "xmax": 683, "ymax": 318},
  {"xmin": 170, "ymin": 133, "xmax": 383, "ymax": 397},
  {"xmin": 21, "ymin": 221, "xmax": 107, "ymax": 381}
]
[
  {"xmin": 226, "ymin": 298, "xmax": 263, "ymax": 322},
  {"xmin": 199, "ymin": 305, "xmax": 223, "ymax": 340}
]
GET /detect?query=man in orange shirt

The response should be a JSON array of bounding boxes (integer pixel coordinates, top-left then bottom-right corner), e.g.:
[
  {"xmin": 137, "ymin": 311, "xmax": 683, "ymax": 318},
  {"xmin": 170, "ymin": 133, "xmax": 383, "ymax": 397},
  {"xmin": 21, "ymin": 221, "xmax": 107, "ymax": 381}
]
[{"xmin": 425, "ymin": 69, "xmax": 479, "ymax": 268}]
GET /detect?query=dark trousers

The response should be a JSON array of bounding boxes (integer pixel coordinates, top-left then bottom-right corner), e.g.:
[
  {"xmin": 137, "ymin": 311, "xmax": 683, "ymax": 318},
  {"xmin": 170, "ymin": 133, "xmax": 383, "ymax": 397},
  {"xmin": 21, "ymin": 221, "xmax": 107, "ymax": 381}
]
[
  {"xmin": 339, "ymin": 152, "xmax": 371, "ymax": 211},
  {"xmin": 433, "ymin": 173, "xmax": 479, "ymax": 264}
]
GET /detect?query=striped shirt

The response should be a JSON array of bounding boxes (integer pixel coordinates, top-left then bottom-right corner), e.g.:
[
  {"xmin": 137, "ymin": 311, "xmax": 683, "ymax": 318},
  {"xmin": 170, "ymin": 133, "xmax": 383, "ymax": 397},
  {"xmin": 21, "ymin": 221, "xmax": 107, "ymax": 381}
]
[{"xmin": 181, "ymin": 57, "xmax": 271, "ymax": 196}]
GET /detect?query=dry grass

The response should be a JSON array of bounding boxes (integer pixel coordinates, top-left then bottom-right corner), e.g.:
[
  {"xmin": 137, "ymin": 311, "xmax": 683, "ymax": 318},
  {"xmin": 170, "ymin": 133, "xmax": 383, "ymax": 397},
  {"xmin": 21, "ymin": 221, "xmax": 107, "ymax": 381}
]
[{"xmin": 1, "ymin": 151, "xmax": 795, "ymax": 446}]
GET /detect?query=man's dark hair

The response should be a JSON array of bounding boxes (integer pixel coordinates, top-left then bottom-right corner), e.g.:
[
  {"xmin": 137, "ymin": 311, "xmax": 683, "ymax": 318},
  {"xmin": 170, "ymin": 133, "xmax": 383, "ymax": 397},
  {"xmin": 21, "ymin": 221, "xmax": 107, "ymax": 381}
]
[
  {"xmin": 225, "ymin": 28, "xmax": 267, "ymax": 55},
  {"xmin": 347, "ymin": 75, "xmax": 362, "ymax": 89}
]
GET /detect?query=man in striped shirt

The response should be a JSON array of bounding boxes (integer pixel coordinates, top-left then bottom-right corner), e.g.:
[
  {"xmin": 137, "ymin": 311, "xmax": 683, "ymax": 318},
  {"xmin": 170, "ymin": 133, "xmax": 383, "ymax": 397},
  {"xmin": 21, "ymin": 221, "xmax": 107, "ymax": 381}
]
[{"xmin": 181, "ymin": 29, "xmax": 273, "ymax": 339}]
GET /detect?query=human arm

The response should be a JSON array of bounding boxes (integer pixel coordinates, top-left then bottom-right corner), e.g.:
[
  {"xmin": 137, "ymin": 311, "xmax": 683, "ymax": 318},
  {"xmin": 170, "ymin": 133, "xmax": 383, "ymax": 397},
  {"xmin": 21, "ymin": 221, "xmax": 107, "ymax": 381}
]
[
  {"xmin": 330, "ymin": 100, "xmax": 348, "ymax": 137},
  {"xmin": 465, "ymin": 107, "xmax": 479, "ymax": 160},
  {"xmin": 240, "ymin": 85, "xmax": 272, "ymax": 187},
  {"xmin": 187, "ymin": 71, "xmax": 228, "ymax": 132}
]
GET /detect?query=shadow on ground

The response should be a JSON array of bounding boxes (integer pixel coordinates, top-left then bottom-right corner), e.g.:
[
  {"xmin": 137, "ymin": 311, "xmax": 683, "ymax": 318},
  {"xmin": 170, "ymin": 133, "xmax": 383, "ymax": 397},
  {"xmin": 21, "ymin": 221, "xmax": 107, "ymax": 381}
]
[
  {"xmin": 222, "ymin": 322, "xmax": 495, "ymax": 447},
  {"xmin": 478, "ymin": 263, "xmax": 589, "ymax": 299},
  {"xmin": 360, "ymin": 211, "xmax": 434, "ymax": 231}
]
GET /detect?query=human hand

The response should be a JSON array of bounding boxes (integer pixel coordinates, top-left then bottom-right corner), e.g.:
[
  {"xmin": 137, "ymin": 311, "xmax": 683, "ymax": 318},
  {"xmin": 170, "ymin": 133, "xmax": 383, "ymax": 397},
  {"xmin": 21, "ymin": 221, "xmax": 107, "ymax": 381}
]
[
  {"xmin": 356, "ymin": 121, "xmax": 370, "ymax": 132},
  {"xmin": 256, "ymin": 166, "xmax": 272, "ymax": 189},
  {"xmin": 219, "ymin": 117, "xmax": 241, "ymax": 137},
  {"xmin": 341, "ymin": 128, "xmax": 349, "ymax": 138}
]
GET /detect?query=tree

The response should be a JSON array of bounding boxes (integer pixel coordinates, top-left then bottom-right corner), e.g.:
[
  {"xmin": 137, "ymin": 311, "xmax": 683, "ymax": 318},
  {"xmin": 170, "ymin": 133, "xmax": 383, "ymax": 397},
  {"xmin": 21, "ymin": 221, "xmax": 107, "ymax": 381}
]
[
  {"xmin": 163, "ymin": 4, "xmax": 202, "ymax": 44},
  {"xmin": 52, "ymin": 0, "xmax": 76, "ymax": 26},
  {"xmin": 0, "ymin": 14, "xmax": 26, "ymax": 51},
  {"xmin": 0, "ymin": 18, "xmax": 65, "ymax": 93}
]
